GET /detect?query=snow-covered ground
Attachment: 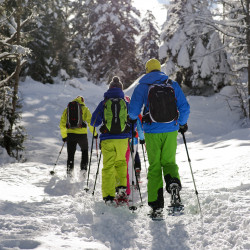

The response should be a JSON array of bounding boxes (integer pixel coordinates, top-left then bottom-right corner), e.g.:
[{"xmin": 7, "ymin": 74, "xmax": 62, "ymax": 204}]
[{"xmin": 0, "ymin": 77, "xmax": 249, "ymax": 250}]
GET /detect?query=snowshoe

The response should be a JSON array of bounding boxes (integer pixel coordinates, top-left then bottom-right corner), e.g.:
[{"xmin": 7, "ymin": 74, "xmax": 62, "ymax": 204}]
[
  {"xmin": 115, "ymin": 187, "xmax": 129, "ymax": 207},
  {"xmin": 105, "ymin": 200, "xmax": 116, "ymax": 207},
  {"xmin": 167, "ymin": 183, "xmax": 184, "ymax": 216},
  {"xmin": 148, "ymin": 208, "xmax": 164, "ymax": 221}
]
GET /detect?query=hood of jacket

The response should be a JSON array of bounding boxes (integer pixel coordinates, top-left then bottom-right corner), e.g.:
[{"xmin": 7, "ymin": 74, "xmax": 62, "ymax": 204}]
[
  {"xmin": 104, "ymin": 87, "xmax": 125, "ymax": 99},
  {"xmin": 72, "ymin": 96, "xmax": 85, "ymax": 106},
  {"xmin": 139, "ymin": 71, "xmax": 168, "ymax": 85}
]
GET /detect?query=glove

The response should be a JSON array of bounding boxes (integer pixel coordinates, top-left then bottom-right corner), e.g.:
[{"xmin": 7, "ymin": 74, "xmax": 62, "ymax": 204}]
[
  {"xmin": 139, "ymin": 139, "xmax": 145, "ymax": 145},
  {"xmin": 94, "ymin": 134, "xmax": 98, "ymax": 139},
  {"xmin": 62, "ymin": 137, "xmax": 67, "ymax": 142},
  {"xmin": 178, "ymin": 123, "xmax": 188, "ymax": 134},
  {"xmin": 128, "ymin": 117, "xmax": 137, "ymax": 125}
]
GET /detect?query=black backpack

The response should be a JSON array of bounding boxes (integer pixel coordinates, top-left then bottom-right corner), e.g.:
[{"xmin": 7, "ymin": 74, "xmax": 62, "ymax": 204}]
[
  {"xmin": 66, "ymin": 101, "xmax": 86, "ymax": 129},
  {"xmin": 145, "ymin": 79, "xmax": 179, "ymax": 123}
]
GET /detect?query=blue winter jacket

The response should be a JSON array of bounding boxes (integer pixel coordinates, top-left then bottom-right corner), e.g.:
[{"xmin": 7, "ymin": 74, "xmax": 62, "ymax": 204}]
[
  {"xmin": 91, "ymin": 87, "xmax": 131, "ymax": 141},
  {"xmin": 128, "ymin": 71, "xmax": 190, "ymax": 133}
]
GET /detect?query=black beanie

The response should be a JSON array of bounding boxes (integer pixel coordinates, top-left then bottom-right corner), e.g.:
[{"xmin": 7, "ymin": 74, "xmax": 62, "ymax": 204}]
[{"xmin": 109, "ymin": 76, "xmax": 123, "ymax": 90}]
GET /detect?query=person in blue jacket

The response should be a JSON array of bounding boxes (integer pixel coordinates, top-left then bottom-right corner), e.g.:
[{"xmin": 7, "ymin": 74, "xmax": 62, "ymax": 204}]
[
  {"xmin": 128, "ymin": 58, "xmax": 190, "ymax": 215},
  {"xmin": 91, "ymin": 76, "xmax": 131, "ymax": 204}
]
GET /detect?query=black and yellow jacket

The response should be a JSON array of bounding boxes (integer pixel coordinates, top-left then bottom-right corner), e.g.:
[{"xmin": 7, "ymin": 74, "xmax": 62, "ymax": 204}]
[{"xmin": 59, "ymin": 96, "xmax": 97, "ymax": 139}]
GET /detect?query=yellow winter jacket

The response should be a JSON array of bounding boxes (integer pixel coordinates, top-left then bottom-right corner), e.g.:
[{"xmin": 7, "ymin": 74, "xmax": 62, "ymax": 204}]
[{"xmin": 59, "ymin": 96, "xmax": 97, "ymax": 139}]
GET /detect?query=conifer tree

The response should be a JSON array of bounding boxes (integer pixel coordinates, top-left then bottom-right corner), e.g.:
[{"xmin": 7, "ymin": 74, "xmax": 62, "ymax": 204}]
[
  {"xmin": 87, "ymin": 0, "xmax": 142, "ymax": 87},
  {"xmin": 69, "ymin": 0, "xmax": 92, "ymax": 78},
  {"xmin": 201, "ymin": 0, "xmax": 249, "ymax": 117},
  {"xmin": 138, "ymin": 10, "xmax": 160, "ymax": 65},
  {"xmin": 25, "ymin": 0, "xmax": 73, "ymax": 83},
  {"xmin": 0, "ymin": 0, "xmax": 31, "ymax": 159},
  {"xmin": 159, "ymin": 0, "xmax": 232, "ymax": 92}
]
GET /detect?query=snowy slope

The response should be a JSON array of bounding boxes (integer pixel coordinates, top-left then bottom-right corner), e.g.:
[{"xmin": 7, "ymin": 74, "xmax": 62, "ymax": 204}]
[{"xmin": 0, "ymin": 77, "xmax": 249, "ymax": 250}]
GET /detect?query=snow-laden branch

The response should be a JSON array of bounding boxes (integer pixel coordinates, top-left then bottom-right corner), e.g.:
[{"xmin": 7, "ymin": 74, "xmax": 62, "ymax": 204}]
[
  {"xmin": 4, "ymin": 14, "xmax": 33, "ymax": 44},
  {"xmin": 196, "ymin": 16, "xmax": 246, "ymax": 40},
  {"xmin": 191, "ymin": 43, "xmax": 230, "ymax": 60},
  {"xmin": 0, "ymin": 59, "xmax": 26, "ymax": 88},
  {"xmin": 0, "ymin": 40, "xmax": 31, "ymax": 56},
  {"xmin": 0, "ymin": 71, "xmax": 16, "ymax": 88}
]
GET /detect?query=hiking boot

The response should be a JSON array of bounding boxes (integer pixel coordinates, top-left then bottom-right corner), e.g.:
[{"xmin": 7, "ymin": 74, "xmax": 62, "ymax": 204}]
[
  {"xmin": 169, "ymin": 183, "xmax": 183, "ymax": 207},
  {"xmin": 67, "ymin": 160, "xmax": 74, "ymax": 178},
  {"xmin": 104, "ymin": 196, "xmax": 115, "ymax": 206},
  {"xmin": 115, "ymin": 187, "xmax": 129, "ymax": 206},
  {"xmin": 149, "ymin": 207, "xmax": 163, "ymax": 220},
  {"xmin": 67, "ymin": 169, "xmax": 73, "ymax": 178},
  {"xmin": 80, "ymin": 163, "xmax": 88, "ymax": 171},
  {"xmin": 116, "ymin": 186, "xmax": 127, "ymax": 198}
]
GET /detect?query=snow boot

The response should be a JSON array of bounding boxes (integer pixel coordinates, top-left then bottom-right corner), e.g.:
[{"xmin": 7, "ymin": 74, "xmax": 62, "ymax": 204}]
[
  {"xmin": 80, "ymin": 162, "xmax": 87, "ymax": 179},
  {"xmin": 104, "ymin": 196, "xmax": 115, "ymax": 206},
  {"xmin": 168, "ymin": 183, "xmax": 184, "ymax": 215},
  {"xmin": 149, "ymin": 207, "xmax": 164, "ymax": 220},
  {"xmin": 67, "ymin": 161, "xmax": 74, "ymax": 178}
]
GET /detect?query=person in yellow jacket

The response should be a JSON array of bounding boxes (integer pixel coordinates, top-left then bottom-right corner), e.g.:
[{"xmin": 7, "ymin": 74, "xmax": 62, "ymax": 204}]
[{"xmin": 59, "ymin": 96, "xmax": 98, "ymax": 177}]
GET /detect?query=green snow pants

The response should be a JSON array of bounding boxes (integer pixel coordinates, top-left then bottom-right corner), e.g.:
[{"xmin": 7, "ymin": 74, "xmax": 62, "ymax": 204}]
[
  {"xmin": 101, "ymin": 138, "xmax": 128, "ymax": 199},
  {"xmin": 145, "ymin": 131, "xmax": 181, "ymax": 209}
]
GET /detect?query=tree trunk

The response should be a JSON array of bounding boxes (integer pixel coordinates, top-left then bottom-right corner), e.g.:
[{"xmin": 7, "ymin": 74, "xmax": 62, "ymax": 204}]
[
  {"xmin": 246, "ymin": 0, "xmax": 250, "ymax": 119},
  {"xmin": 6, "ymin": 0, "xmax": 22, "ymax": 154}
]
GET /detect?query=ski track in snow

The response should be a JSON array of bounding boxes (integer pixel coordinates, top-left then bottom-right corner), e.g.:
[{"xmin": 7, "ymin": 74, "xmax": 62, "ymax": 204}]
[{"xmin": 0, "ymin": 79, "xmax": 249, "ymax": 250}]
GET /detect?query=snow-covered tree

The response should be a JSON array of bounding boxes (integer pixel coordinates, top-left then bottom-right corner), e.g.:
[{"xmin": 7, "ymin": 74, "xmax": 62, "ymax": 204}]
[
  {"xmin": 199, "ymin": 0, "xmax": 250, "ymax": 117},
  {"xmin": 86, "ymin": 0, "xmax": 142, "ymax": 87},
  {"xmin": 68, "ymin": 0, "xmax": 90, "ymax": 78},
  {"xmin": 138, "ymin": 10, "xmax": 160, "ymax": 65},
  {"xmin": 0, "ymin": 0, "xmax": 30, "ymax": 159},
  {"xmin": 159, "ymin": 0, "xmax": 232, "ymax": 93},
  {"xmin": 24, "ymin": 0, "xmax": 74, "ymax": 84}
]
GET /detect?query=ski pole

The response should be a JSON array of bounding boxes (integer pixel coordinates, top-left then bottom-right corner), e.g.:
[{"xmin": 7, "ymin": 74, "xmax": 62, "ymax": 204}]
[
  {"xmin": 141, "ymin": 144, "xmax": 148, "ymax": 174},
  {"xmin": 129, "ymin": 122, "xmax": 143, "ymax": 211},
  {"xmin": 85, "ymin": 127, "xmax": 96, "ymax": 191},
  {"xmin": 96, "ymin": 138, "xmax": 98, "ymax": 163},
  {"xmin": 92, "ymin": 151, "xmax": 102, "ymax": 195},
  {"xmin": 182, "ymin": 132, "xmax": 203, "ymax": 218},
  {"xmin": 50, "ymin": 142, "xmax": 65, "ymax": 175}
]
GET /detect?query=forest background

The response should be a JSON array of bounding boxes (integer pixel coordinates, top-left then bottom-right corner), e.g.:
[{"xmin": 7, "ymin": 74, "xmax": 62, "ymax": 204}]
[{"xmin": 0, "ymin": 0, "xmax": 249, "ymax": 159}]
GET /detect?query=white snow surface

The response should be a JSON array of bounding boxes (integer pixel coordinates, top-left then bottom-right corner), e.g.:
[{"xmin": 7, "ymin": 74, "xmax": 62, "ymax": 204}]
[{"xmin": 0, "ymin": 77, "xmax": 250, "ymax": 250}]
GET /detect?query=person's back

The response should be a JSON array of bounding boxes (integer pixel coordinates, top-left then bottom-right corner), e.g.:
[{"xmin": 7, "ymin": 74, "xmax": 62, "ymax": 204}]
[
  {"xmin": 60, "ymin": 96, "xmax": 97, "ymax": 177},
  {"xmin": 128, "ymin": 58, "xmax": 190, "ymax": 219},
  {"xmin": 91, "ymin": 77, "xmax": 131, "ymax": 205}
]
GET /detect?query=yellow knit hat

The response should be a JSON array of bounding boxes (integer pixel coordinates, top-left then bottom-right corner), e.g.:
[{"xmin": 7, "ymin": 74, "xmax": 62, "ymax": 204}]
[{"xmin": 145, "ymin": 58, "xmax": 161, "ymax": 73}]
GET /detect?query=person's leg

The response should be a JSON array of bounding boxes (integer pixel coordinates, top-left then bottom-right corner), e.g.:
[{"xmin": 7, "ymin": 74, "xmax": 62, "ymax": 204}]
[
  {"xmin": 67, "ymin": 134, "xmax": 77, "ymax": 174},
  {"xmin": 134, "ymin": 149, "xmax": 141, "ymax": 183},
  {"xmin": 161, "ymin": 131, "xmax": 182, "ymax": 193},
  {"xmin": 101, "ymin": 139, "xmax": 116, "ymax": 199},
  {"xmin": 77, "ymin": 134, "xmax": 88, "ymax": 170},
  {"xmin": 114, "ymin": 138, "xmax": 129, "ymax": 189},
  {"xmin": 128, "ymin": 143, "xmax": 137, "ymax": 187},
  {"xmin": 145, "ymin": 133, "xmax": 164, "ymax": 209},
  {"xmin": 134, "ymin": 151, "xmax": 141, "ymax": 171}
]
